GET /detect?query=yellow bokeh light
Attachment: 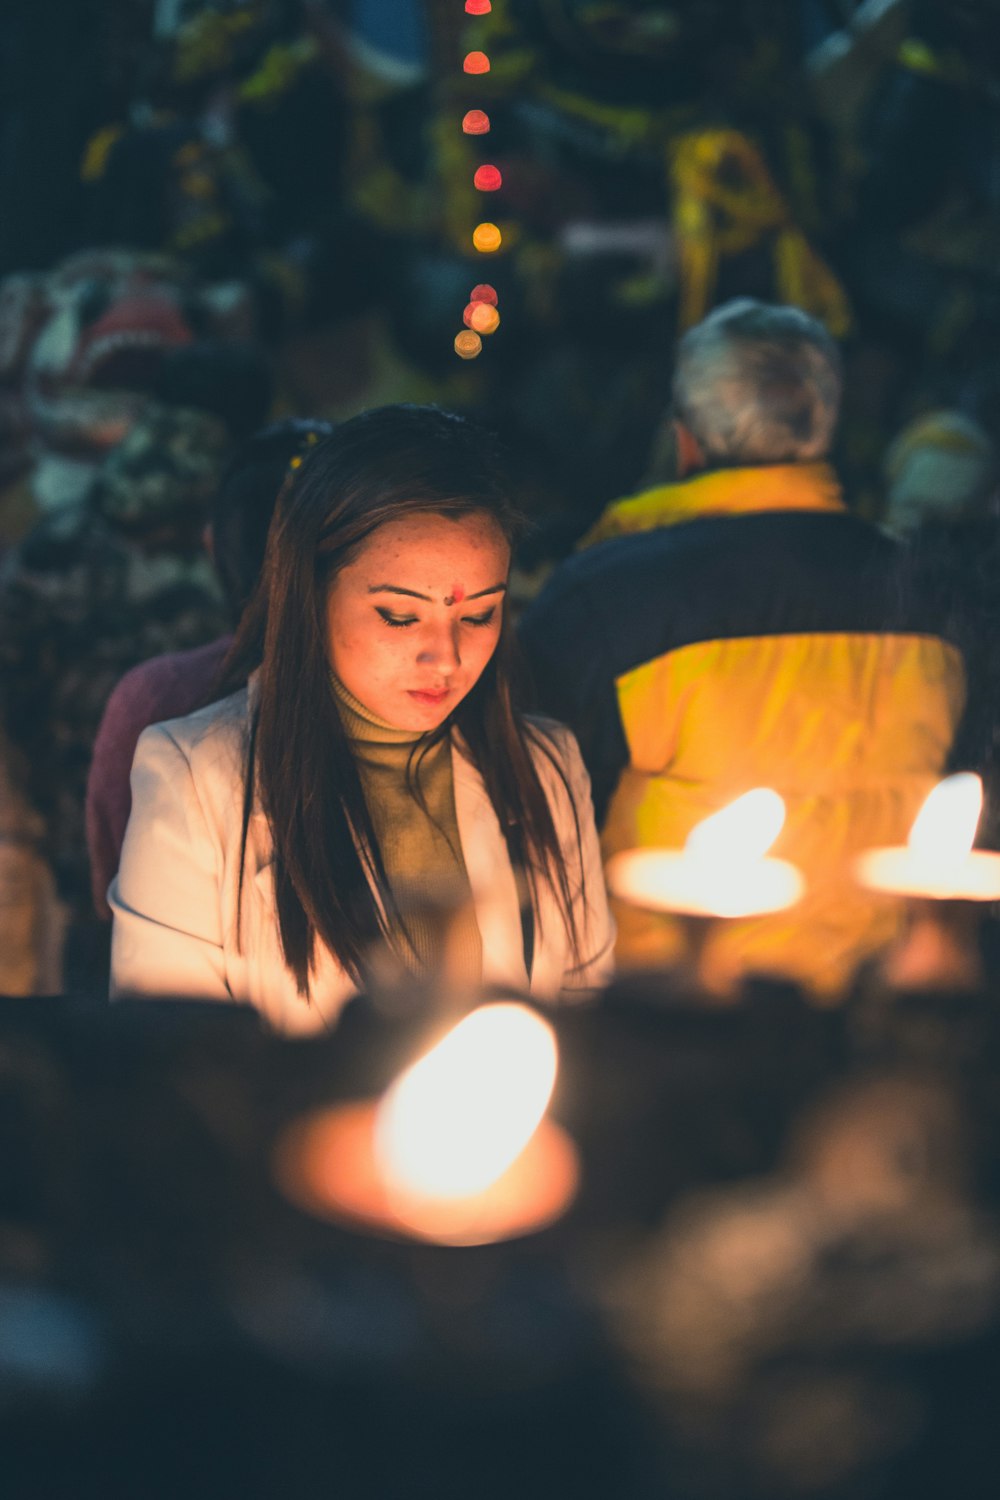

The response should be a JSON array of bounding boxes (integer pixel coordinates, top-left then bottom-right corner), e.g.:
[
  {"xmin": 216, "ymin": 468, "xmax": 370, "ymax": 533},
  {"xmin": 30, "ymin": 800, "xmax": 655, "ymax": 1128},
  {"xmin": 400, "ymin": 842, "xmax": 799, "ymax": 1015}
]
[
  {"xmin": 472, "ymin": 222, "xmax": 502, "ymax": 253},
  {"xmin": 454, "ymin": 330, "xmax": 483, "ymax": 360}
]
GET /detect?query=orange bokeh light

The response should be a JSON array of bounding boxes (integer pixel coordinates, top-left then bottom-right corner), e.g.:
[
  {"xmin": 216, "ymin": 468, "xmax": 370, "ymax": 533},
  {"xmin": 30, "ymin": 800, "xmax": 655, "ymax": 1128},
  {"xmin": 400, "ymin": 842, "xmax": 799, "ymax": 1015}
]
[
  {"xmin": 463, "ymin": 302, "xmax": 500, "ymax": 334},
  {"xmin": 472, "ymin": 222, "xmax": 502, "ymax": 253},
  {"xmin": 462, "ymin": 109, "xmax": 491, "ymax": 135},
  {"xmin": 454, "ymin": 330, "xmax": 483, "ymax": 360},
  {"xmin": 470, "ymin": 283, "xmax": 498, "ymax": 306},
  {"xmin": 463, "ymin": 51, "xmax": 490, "ymax": 74},
  {"xmin": 469, "ymin": 303, "xmax": 500, "ymax": 335},
  {"xmin": 473, "ymin": 164, "xmax": 502, "ymax": 192}
]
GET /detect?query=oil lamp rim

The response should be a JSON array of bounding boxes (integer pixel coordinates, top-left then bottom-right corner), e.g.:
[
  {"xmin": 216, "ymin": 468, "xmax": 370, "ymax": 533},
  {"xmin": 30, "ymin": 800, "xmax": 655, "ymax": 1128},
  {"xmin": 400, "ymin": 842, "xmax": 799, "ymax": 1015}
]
[
  {"xmin": 854, "ymin": 845, "xmax": 1000, "ymax": 901},
  {"xmin": 273, "ymin": 1099, "xmax": 579, "ymax": 1247},
  {"xmin": 606, "ymin": 847, "xmax": 804, "ymax": 918}
]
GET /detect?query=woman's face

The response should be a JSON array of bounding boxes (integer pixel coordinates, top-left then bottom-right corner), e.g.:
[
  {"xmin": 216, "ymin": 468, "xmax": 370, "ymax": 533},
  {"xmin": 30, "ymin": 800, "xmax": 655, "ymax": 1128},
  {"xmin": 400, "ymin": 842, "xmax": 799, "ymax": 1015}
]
[{"xmin": 325, "ymin": 509, "xmax": 510, "ymax": 731}]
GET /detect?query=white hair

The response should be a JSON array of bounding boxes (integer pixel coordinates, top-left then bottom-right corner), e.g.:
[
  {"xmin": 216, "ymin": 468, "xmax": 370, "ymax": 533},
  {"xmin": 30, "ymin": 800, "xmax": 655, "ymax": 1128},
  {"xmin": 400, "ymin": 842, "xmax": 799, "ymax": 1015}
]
[{"xmin": 672, "ymin": 299, "xmax": 842, "ymax": 464}]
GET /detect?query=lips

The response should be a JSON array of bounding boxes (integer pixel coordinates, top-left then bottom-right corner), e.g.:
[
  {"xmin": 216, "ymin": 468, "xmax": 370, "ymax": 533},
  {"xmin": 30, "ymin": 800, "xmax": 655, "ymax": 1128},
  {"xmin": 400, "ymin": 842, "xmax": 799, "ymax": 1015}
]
[{"xmin": 408, "ymin": 689, "xmax": 451, "ymax": 706}]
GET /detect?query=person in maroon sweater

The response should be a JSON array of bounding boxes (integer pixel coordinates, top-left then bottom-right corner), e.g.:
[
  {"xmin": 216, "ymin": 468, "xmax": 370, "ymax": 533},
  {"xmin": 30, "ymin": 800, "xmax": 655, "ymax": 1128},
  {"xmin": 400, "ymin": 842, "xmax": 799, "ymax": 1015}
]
[{"xmin": 86, "ymin": 419, "xmax": 333, "ymax": 918}]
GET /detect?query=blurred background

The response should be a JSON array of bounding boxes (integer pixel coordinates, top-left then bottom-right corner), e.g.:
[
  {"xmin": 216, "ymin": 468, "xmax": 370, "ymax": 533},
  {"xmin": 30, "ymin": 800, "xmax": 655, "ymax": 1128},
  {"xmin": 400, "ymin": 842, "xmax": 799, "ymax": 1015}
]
[
  {"xmin": 4, "ymin": 0, "xmax": 1000, "ymax": 542},
  {"xmin": 5, "ymin": 0, "xmax": 1000, "ymax": 996}
]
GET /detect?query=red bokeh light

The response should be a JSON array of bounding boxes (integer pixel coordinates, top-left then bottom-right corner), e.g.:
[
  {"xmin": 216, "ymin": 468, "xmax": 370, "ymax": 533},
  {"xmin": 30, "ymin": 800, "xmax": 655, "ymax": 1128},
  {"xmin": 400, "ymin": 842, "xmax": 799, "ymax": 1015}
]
[
  {"xmin": 462, "ymin": 110, "xmax": 491, "ymax": 135},
  {"xmin": 463, "ymin": 51, "xmax": 490, "ymax": 74},
  {"xmin": 470, "ymin": 284, "xmax": 498, "ymax": 306},
  {"xmin": 465, "ymin": 0, "xmax": 492, "ymax": 13},
  {"xmin": 473, "ymin": 164, "xmax": 502, "ymax": 192}
]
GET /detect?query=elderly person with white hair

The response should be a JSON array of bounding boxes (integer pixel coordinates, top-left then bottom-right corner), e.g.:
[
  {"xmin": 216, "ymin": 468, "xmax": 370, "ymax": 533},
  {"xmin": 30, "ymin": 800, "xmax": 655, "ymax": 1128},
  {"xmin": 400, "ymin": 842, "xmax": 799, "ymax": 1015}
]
[{"xmin": 522, "ymin": 299, "xmax": 969, "ymax": 999}]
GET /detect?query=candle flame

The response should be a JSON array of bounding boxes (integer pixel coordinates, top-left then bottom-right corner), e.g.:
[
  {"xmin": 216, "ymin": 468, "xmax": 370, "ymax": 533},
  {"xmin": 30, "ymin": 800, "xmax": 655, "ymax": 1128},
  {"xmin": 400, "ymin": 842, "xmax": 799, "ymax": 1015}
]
[
  {"xmin": 908, "ymin": 773, "xmax": 982, "ymax": 861},
  {"xmin": 373, "ymin": 1004, "xmax": 558, "ymax": 1200},
  {"xmin": 685, "ymin": 788, "xmax": 786, "ymax": 864}
]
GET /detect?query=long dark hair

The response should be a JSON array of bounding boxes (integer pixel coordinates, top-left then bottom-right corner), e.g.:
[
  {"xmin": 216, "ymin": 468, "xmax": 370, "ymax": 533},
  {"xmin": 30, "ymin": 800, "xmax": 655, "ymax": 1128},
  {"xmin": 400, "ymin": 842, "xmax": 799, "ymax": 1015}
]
[{"xmin": 222, "ymin": 404, "xmax": 584, "ymax": 995}]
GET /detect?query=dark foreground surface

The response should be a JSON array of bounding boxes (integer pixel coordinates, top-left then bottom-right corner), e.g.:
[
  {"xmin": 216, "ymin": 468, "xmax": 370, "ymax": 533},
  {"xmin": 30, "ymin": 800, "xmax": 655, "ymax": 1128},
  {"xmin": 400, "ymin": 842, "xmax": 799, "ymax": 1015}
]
[{"xmin": 3, "ymin": 967, "xmax": 1000, "ymax": 1499}]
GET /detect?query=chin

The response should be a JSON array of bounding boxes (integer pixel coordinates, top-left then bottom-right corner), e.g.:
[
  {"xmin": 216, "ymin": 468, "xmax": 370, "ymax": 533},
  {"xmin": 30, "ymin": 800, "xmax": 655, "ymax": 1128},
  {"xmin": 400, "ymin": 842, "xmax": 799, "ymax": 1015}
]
[
  {"xmin": 400, "ymin": 692, "xmax": 461, "ymax": 731},
  {"xmin": 407, "ymin": 704, "xmax": 452, "ymax": 729}
]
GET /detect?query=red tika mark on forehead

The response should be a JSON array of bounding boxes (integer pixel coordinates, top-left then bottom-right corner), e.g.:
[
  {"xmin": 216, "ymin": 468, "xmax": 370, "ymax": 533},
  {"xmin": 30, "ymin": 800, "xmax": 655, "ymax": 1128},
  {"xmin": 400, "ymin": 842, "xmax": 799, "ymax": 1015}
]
[{"xmin": 445, "ymin": 584, "xmax": 466, "ymax": 606}]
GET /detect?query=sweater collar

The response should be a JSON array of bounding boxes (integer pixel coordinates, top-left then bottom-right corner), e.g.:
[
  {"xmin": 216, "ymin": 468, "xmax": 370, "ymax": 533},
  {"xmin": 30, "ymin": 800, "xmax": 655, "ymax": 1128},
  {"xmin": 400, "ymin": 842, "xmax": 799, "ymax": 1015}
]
[{"xmin": 330, "ymin": 672, "xmax": 425, "ymax": 747}]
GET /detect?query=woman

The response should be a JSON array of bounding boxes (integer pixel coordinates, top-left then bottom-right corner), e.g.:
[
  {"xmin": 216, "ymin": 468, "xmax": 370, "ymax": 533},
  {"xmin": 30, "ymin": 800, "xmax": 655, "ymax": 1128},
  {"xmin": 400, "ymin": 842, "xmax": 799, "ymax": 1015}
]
[{"xmin": 109, "ymin": 405, "xmax": 613, "ymax": 1032}]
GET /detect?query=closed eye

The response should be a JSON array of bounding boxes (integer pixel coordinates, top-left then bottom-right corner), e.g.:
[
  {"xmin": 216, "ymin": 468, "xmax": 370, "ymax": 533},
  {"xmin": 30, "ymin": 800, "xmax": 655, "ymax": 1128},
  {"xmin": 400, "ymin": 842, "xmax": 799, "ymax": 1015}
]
[
  {"xmin": 376, "ymin": 606, "xmax": 417, "ymax": 628},
  {"xmin": 463, "ymin": 608, "xmax": 497, "ymax": 627}
]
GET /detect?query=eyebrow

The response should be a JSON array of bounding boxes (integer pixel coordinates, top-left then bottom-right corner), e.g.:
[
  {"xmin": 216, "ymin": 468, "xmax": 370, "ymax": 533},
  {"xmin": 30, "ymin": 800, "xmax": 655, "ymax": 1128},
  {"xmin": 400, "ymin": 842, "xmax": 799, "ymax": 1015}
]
[{"xmin": 367, "ymin": 582, "xmax": 508, "ymax": 601}]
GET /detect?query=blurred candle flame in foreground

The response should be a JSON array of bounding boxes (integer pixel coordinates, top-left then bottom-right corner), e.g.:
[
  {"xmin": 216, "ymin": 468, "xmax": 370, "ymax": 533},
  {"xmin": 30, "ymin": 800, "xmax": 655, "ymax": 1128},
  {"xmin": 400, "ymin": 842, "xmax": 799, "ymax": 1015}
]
[
  {"xmin": 685, "ymin": 787, "xmax": 786, "ymax": 864},
  {"xmin": 908, "ymin": 773, "xmax": 982, "ymax": 862},
  {"xmin": 373, "ymin": 1004, "xmax": 558, "ymax": 1200}
]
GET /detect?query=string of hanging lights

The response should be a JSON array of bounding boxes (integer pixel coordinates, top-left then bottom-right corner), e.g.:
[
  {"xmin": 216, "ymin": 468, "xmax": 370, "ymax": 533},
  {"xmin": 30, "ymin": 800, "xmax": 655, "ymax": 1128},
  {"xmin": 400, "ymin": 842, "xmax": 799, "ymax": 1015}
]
[{"xmin": 454, "ymin": 0, "xmax": 503, "ymax": 360}]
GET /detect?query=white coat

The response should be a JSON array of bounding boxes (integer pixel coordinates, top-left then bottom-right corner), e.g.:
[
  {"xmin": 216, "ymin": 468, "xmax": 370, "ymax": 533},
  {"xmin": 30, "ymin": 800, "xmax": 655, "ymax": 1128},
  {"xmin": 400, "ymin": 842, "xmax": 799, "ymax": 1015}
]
[{"xmin": 109, "ymin": 689, "xmax": 614, "ymax": 1033}]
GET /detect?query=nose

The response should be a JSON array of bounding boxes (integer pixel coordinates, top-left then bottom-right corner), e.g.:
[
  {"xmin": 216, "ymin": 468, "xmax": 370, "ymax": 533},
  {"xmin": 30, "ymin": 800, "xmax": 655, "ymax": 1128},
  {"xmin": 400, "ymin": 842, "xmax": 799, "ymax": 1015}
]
[{"xmin": 417, "ymin": 617, "xmax": 462, "ymax": 675}]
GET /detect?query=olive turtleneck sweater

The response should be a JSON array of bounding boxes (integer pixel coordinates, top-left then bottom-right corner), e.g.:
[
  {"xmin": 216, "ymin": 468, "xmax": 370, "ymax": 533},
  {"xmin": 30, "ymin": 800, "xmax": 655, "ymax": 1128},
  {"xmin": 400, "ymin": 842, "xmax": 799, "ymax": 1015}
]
[{"xmin": 331, "ymin": 677, "xmax": 482, "ymax": 984}]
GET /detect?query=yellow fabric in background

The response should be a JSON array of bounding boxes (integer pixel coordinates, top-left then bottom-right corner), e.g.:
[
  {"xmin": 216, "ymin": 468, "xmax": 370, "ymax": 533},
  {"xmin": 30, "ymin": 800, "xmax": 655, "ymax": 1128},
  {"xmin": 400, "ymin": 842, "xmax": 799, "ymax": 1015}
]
[
  {"xmin": 604, "ymin": 632, "xmax": 967, "ymax": 998},
  {"xmin": 669, "ymin": 128, "xmax": 852, "ymax": 337}
]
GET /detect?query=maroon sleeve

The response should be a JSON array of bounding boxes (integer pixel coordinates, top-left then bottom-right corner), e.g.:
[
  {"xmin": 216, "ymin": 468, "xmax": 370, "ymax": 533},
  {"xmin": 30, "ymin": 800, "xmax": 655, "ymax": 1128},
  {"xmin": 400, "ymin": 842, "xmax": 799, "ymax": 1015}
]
[{"xmin": 86, "ymin": 637, "xmax": 234, "ymax": 918}]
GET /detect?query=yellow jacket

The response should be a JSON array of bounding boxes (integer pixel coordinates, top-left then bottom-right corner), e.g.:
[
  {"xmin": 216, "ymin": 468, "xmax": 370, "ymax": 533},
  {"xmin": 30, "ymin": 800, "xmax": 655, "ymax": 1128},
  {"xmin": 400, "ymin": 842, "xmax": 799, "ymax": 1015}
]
[{"xmin": 522, "ymin": 465, "xmax": 967, "ymax": 998}]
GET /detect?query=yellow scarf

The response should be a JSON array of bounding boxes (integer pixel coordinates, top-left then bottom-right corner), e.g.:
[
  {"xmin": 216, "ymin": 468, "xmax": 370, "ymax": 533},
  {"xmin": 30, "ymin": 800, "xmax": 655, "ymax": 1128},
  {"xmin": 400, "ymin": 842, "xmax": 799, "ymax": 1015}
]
[{"xmin": 579, "ymin": 462, "xmax": 845, "ymax": 549}]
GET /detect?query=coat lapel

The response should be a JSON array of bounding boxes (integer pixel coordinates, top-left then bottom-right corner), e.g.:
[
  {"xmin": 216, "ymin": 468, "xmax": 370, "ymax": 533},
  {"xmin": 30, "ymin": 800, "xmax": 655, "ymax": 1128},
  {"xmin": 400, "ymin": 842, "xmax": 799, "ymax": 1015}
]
[{"xmin": 451, "ymin": 739, "xmax": 531, "ymax": 994}]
